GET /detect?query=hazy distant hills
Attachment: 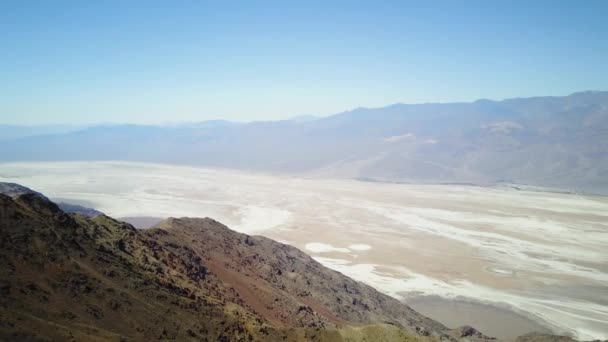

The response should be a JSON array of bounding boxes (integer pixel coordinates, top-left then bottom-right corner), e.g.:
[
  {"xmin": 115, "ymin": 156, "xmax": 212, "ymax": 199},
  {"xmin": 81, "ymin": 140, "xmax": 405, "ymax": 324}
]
[
  {"xmin": 1, "ymin": 91, "xmax": 607, "ymax": 194},
  {"xmin": 0, "ymin": 124, "xmax": 85, "ymax": 141}
]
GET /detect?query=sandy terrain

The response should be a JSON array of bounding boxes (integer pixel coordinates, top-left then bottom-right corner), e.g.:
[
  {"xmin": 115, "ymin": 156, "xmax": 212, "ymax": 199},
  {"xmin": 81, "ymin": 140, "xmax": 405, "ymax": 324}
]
[{"xmin": 1, "ymin": 161, "xmax": 607, "ymax": 340}]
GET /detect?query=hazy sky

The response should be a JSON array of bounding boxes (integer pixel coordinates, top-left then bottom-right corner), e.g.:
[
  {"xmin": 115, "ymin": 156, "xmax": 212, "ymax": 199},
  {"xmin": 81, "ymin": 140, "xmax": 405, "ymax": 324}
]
[{"xmin": 1, "ymin": 1, "xmax": 607, "ymax": 125}]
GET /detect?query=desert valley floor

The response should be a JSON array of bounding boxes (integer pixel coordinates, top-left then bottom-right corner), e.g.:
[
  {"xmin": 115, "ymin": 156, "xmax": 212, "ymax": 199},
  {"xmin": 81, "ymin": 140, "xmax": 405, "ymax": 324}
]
[{"xmin": 1, "ymin": 161, "xmax": 607, "ymax": 340}]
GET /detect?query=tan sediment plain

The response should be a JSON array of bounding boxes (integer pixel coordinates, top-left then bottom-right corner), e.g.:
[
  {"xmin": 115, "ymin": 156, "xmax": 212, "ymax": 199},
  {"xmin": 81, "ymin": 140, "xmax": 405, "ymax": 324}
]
[
  {"xmin": 406, "ymin": 296, "xmax": 553, "ymax": 340},
  {"xmin": 1, "ymin": 161, "xmax": 607, "ymax": 340}
]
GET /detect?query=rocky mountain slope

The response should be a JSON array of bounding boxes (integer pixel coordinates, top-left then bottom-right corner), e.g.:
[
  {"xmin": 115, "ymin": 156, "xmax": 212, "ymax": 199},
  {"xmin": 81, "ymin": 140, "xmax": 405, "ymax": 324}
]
[
  {"xmin": 1, "ymin": 184, "xmax": 597, "ymax": 341},
  {"xmin": 0, "ymin": 184, "xmax": 497, "ymax": 341}
]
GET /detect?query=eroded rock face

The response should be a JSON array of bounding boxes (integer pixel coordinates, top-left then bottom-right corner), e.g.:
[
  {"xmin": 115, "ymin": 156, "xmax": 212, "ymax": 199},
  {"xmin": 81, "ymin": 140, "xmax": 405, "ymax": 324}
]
[
  {"xmin": 0, "ymin": 184, "xmax": 496, "ymax": 341},
  {"xmin": 148, "ymin": 217, "xmax": 452, "ymax": 334},
  {"xmin": 0, "ymin": 193, "xmax": 268, "ymax": 341}
]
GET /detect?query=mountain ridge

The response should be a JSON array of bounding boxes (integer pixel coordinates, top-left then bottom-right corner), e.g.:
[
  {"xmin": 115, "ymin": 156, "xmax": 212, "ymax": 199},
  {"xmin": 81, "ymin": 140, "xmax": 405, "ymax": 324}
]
[
  {"xmin": 2, "ymin": 183, "xmax": 603, "ymax": 341},
  {"xmin": 0, "ymin": 183, "xmax": 492, "ymax": 341},
  {"xmin": 1, "ymin": 90, "xmax": 607, "ymax": 194}
]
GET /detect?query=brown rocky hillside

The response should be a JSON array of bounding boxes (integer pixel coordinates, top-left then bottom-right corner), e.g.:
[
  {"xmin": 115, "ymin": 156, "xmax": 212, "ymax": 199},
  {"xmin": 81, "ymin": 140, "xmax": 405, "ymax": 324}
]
[{"xmin": 0, "ymin": 185, "xmax": 497, "ymax": 341}]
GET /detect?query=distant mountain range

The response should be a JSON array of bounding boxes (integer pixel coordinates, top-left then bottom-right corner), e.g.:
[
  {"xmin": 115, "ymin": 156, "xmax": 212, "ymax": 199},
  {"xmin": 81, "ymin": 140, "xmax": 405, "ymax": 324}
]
[{"xmin": 1, "ymin": 91, "xmax": 607, "ymax": 194}]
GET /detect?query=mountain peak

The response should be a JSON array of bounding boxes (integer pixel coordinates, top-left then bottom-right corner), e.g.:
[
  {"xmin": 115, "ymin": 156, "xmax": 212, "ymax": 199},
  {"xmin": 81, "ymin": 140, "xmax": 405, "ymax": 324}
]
[
  {"xmin": 0, "ymin": 182, "xmax": 104, "ymax": 218},
  {"xmin": 0, "ymin": 182, "xmax": 49, "ymax": 200}
]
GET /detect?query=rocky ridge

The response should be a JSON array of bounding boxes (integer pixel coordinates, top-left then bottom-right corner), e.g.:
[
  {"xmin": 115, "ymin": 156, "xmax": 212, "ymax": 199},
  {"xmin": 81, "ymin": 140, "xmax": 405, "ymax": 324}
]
[{"xmin": 0, "ymin": 183, "xmax": 591, "ymax": 341}]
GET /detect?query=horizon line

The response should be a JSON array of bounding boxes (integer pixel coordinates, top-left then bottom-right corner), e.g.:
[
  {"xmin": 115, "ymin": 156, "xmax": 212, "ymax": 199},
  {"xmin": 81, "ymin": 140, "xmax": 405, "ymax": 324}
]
[{"xmin": 1, "ymin": 89, "xmax": 605, "ymax": 127}]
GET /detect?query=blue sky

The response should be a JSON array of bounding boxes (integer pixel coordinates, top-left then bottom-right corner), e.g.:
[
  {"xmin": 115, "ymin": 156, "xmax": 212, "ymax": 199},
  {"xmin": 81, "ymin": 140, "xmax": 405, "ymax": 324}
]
[{"xmin": 1, "ymin": 1, "xmax": 607, "ymax": 124}]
